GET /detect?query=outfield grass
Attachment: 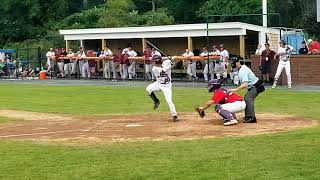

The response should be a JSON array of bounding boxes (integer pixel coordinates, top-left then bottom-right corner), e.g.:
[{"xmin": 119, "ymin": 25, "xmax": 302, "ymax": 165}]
[{"xmin": 0, "ymin": 84, "xmax": 319, "ymax": 179}]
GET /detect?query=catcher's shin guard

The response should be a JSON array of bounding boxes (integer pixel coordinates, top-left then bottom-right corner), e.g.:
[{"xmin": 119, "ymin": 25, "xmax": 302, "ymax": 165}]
[{"xmin": 215, "ymin": 104, "xmax": 234, "ymax": 121}]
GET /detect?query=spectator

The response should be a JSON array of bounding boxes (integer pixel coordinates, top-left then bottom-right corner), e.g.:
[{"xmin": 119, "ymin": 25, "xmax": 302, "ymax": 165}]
[
  {"xmin": 182, "ymin": 49, "xmax": 196, "ymax": 81},
  {"xmin": 255, "ymin": 44, "xmax": 264, "ymax": 55},
  {"xmin": 65, "ymin": 49, "xmax": 74, "ymax": 77},
  {"xmin": 103, "ymin": 46, "xmax": 116, "ymax": 80},
  {"xmin": 143, "ymin": 46, "xmax": 153, "ymax": 80},
  {"xmin": 299, "ymin": 41, "xmax": 309, "ymax": 55},
  {"xmin": 307, "ymin": 39, "xmax": 320, "ymax": 54},
  {"xmin": 200, "ymin": 47, "xmax": 213, "ymax": 82},
  {"xmin": 219, "ymin": 44, "xmax": 229, "ymax": 83},
  {"xmin": 46, "ymin": 48, "xmax": 55, "ymax": 72},
  {"xmin": 77, "ymin": 47, "xmax": 89, "ymax": 78},
  {"xmin": 88, "ymin": 50, "xmax": 97, "ymax": 77},
  {"xmin": 58, "ymin": 48, "xmax": 67, "ymax": 77},
  {"xmin": 122, "ymin": 45, "xmax": 137, "ymax": 80},
  {"xmin": 260, "ymin": 43, "xmax": 276, "ymax": 83}
]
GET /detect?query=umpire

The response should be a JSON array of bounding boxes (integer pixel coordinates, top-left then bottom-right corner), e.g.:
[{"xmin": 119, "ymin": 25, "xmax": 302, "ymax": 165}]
[{"xmin": 229, "ymin": 57, "xmax": 265, "ymax": 123}]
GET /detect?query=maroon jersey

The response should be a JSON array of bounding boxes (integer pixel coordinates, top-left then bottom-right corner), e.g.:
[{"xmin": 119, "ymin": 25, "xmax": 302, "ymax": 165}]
[
  {"xmin": 211, "ymin": 88, "xmax": 243, "ymax": 104},
  {"xmin": 144, "ymin": 49, "xmax": 152, "ymax": 64},
  {"xmin": 261, "ymin": 49, "xmax": 276, "ymax": 64}
]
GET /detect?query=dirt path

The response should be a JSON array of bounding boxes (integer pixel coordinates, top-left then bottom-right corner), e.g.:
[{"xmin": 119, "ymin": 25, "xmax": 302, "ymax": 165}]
[{"xmin": 0, "ymin": 110, "xmax": 317, "ymax": 143}]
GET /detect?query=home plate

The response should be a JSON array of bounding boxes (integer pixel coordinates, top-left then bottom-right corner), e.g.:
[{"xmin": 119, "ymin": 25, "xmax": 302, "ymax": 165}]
[{"xmin": 126, "ymin": 124, "xmax": 144, "ymax": 127}]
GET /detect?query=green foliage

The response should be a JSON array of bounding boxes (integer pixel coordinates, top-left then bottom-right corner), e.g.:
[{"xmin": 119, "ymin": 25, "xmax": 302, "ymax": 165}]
[
  {"xmin": 2, "ymin": 0, "xmax": 320, "ymax": 48},
  {"xmin": 98, "ymin": 0, "xmax": 174, "ymax": 27}
]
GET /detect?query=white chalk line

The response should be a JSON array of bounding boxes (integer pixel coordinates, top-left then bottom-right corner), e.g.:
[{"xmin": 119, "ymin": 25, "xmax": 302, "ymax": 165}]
[{"xmin": 0, "ymin": 129, "xmax": 89, "ymax": 138}]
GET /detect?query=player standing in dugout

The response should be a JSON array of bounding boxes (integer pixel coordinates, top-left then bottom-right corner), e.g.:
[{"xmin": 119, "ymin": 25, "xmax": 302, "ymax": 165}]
[{"xmin": 229, "ymin": 57, "xmax": 265, "ymax": 123}]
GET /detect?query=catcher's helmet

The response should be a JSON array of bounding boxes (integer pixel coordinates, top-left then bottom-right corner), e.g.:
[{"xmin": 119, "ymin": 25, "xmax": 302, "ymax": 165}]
[{"xmin": 208, "ymin": 79, "xmax": 221, "ymax": 92}]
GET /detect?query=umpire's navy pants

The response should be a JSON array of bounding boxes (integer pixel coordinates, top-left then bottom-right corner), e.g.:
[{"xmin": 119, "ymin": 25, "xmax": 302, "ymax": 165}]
[{"xmin": 244, "ymin": 87, "xmax": 259, "ymax": 118}]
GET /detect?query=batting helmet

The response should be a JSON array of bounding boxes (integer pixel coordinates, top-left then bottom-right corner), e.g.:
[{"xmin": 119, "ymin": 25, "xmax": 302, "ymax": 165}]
[
  {"xmin": 280, "ymin": 40, "xmax": 287, "ymax": 45},
  {"xmin": 208, "ymin": 79, "xmax": 221, "ymax": 92},
  {"xmin": 151, "ymin": 55, "xmax": 162, "ymax": 64}
]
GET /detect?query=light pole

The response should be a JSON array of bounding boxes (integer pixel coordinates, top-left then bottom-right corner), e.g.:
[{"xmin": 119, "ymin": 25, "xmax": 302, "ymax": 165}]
[{"xmin": 262, "ymin": 0, "xmax": 268, "ymax": 27}]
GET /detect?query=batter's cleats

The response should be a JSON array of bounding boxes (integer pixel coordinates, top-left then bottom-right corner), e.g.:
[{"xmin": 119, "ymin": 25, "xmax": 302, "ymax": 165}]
[
  {"xmin": 244, "ymin": 117, "xmax": 257, "ymax": 123},
  {"xmin": 153, "ymin": 101, "xmax": 160, "ymax": 110},
  {"xmin": 224, "ymin": 119, "xmax": 238, "ymax": 126},
  {"xmin": 272, "ymin": 84, "xmax": 276, "ymax": 88},
  {"xmin": 172, "ymin": 116, "xmax": 179, "ymax": 122}
]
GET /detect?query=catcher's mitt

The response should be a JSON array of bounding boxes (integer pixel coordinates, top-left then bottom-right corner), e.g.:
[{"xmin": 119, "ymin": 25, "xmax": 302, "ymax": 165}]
[{"xmin": 195, "ymin": 107, "xmax": 205, "ymax": 118}]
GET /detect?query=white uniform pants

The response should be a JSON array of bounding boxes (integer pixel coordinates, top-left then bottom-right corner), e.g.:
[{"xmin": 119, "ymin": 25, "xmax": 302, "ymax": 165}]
[
  {"xmin": 104, "ymin": 61, "xmax": 117, "ymax": 79},
  {"xmin": 79, "ymin": 60, "xmax": 84, "ymax": 76},
  {"xmin": 214, "ymin": 63, "xmax": 227, "ymax": 80},
  {"xmin": 146, "ymin": 82, "xmax": 177, "ymax": 116},
  {"xmin": 64, "ymin": 63, "xmax": 72, "ymax": 77},
  {"xmin": 47, "ymin": 60, "xmax": 55, "ymax": 72},
  {"xmin": 128, "ymin": 61, "xmax": 136, "ymax": 79},
  {"xmin": 120, "ymin": 64, "xmax": 128, "ymax": 79},
  {"xmin": 70, "ymin": 61, "xmax": 76, "ymax": 74},
  {"xmin": 57, "ymin": 62, "xmax": 64, "ymax": 76},
  {"xmin": 145, "ymin": 64, "xmax": 155, "ymax": 80},
  {"xmin": 203, "ymin": 62, "xmax": 214, "ymax": 81},
  {"xmin": 221, "ymin": 101, "xmax": 246, "ymax": 114},
  {"xmin": 81, "ymin": 61, "xmax": 90, "ymax": 78},
  {"xmin": 274, "ymin": 60, "xmax": 292, "ymax": 85},
  {"xmin": 187, "ymin": 61, "xmax": 197, "ymax": 78}
]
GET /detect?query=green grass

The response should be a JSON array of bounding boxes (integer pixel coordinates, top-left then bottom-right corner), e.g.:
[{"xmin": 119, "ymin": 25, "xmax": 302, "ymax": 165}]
[
  {"xmin": 0, "ymin": 84, "xmax": 319, "ymax": 179},
  {"xmin": 0, "ymin": 116, "xmax": 18, "ymax": 123},
  {"xmin": 0, "ymin": 84, "xmax": 319, "ymax": 118}
]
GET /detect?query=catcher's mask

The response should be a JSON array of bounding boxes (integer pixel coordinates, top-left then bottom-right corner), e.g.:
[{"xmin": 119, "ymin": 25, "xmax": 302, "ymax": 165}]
[
  {"xmin": 151, "ymin": 55, "xmax": 162, "ymax": 64},
  {"xmin": 208, "ymin": 79, "xmax": 221, "ymax": 92},
  {"xmin": 230, "ymin": 56, "xmax": 240, "ymax": 69}
]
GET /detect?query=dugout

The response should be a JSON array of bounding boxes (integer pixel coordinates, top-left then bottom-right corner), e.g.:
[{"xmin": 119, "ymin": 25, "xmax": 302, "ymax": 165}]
[
  {"xmin": 59, "ymin": 22, "xmax": 280, "ymax": 80},
  {"xmin": 60, "ymin": 22, "xmax": 280, "ymax": 59}
]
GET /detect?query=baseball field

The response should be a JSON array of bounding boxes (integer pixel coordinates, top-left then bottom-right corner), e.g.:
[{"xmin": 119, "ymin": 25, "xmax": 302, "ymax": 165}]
[{"xmin": 0, "ymin": 82, "xmax": 319, "ymax": 179}]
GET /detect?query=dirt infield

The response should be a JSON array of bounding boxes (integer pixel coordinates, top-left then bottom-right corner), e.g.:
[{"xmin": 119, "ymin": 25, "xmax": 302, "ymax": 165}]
[{"xmin": 0, "ymin": 110, "xmax": 317, "ymax": 143}]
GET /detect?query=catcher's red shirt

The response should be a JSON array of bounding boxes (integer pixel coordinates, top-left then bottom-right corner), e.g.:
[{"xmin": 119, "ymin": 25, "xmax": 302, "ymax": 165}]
[{"xmin": 211, "ymin": 88, "xmax": 243, "ymax": 104}]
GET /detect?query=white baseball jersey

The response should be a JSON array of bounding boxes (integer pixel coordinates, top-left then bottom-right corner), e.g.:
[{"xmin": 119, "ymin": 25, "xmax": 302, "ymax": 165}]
[
  {"xmin": 104, "ymin": 49, "xmax": 113, "ymax": 56},
  {"xmin": 67, "ymin": 52, "xmax": 75, "ymax": 57},
  {"xmin": 200, "ymin": 51, "xmax": 210, "ymax": 57},
  {"xmin": 146, "ymin": 59, "xmax": 177, "ymax": 116},
  {"xmin": 77, "ymin": 51, "xmax": 86, "ymax": 59},
  {"xmin": 211, "ymin": 50, "xmax": 221, "ymax": 56},
  {"xmin": 278, "ymin": 45, "xmax": 294, "ymax": 61},
  {"xmin": 220, "ymin": 50, "xmax": 229, "ymax": 61},
  {"xmin": 182, "ymin": 51, "xmax": 194, "ymax": 57},
  {"xmin": 122, "ymin": 48, "xmax": 137, "ymax": 57},
  {"xmin": 153, "ymin": 60, "xmax": 172, "ymax": 85}
]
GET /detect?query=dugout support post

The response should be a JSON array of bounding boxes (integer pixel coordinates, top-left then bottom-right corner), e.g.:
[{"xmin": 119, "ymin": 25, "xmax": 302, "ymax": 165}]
[{"xmin": 239, "ymin": 35, "xmax": 246, "ymax": 60}]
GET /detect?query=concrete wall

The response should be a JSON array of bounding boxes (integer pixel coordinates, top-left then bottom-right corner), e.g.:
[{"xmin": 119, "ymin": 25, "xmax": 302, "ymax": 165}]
[{"xmin": 251, "ymin": 55, "xmax": 320, "ymax": 85}]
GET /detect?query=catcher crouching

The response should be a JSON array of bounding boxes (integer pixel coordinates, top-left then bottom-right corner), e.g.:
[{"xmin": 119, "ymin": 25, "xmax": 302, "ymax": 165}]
[{"xmin": 196, "ymin": 79, "xmax": 246, "ymax": 126}]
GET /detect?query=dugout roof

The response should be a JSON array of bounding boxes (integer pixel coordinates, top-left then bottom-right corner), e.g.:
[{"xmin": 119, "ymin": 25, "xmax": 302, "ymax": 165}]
[{"xmin": 59, "ymin": 22, "xmax": 280, "ymax": 41}]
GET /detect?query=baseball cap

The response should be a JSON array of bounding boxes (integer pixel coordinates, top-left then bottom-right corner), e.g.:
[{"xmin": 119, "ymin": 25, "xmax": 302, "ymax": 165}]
[
  {"xmin": 220, "ymin": 44, "xmax": 224, "ymax": 48},
  {"xmin": 307, "ymin": 39, "xmax": 313, "ymax": 43}
]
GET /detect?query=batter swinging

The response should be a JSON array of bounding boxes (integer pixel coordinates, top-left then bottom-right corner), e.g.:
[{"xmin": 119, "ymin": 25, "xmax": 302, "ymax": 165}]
[{"xmin": 146, "ymin": 55, "xmax": 178, "ymax": 122}]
